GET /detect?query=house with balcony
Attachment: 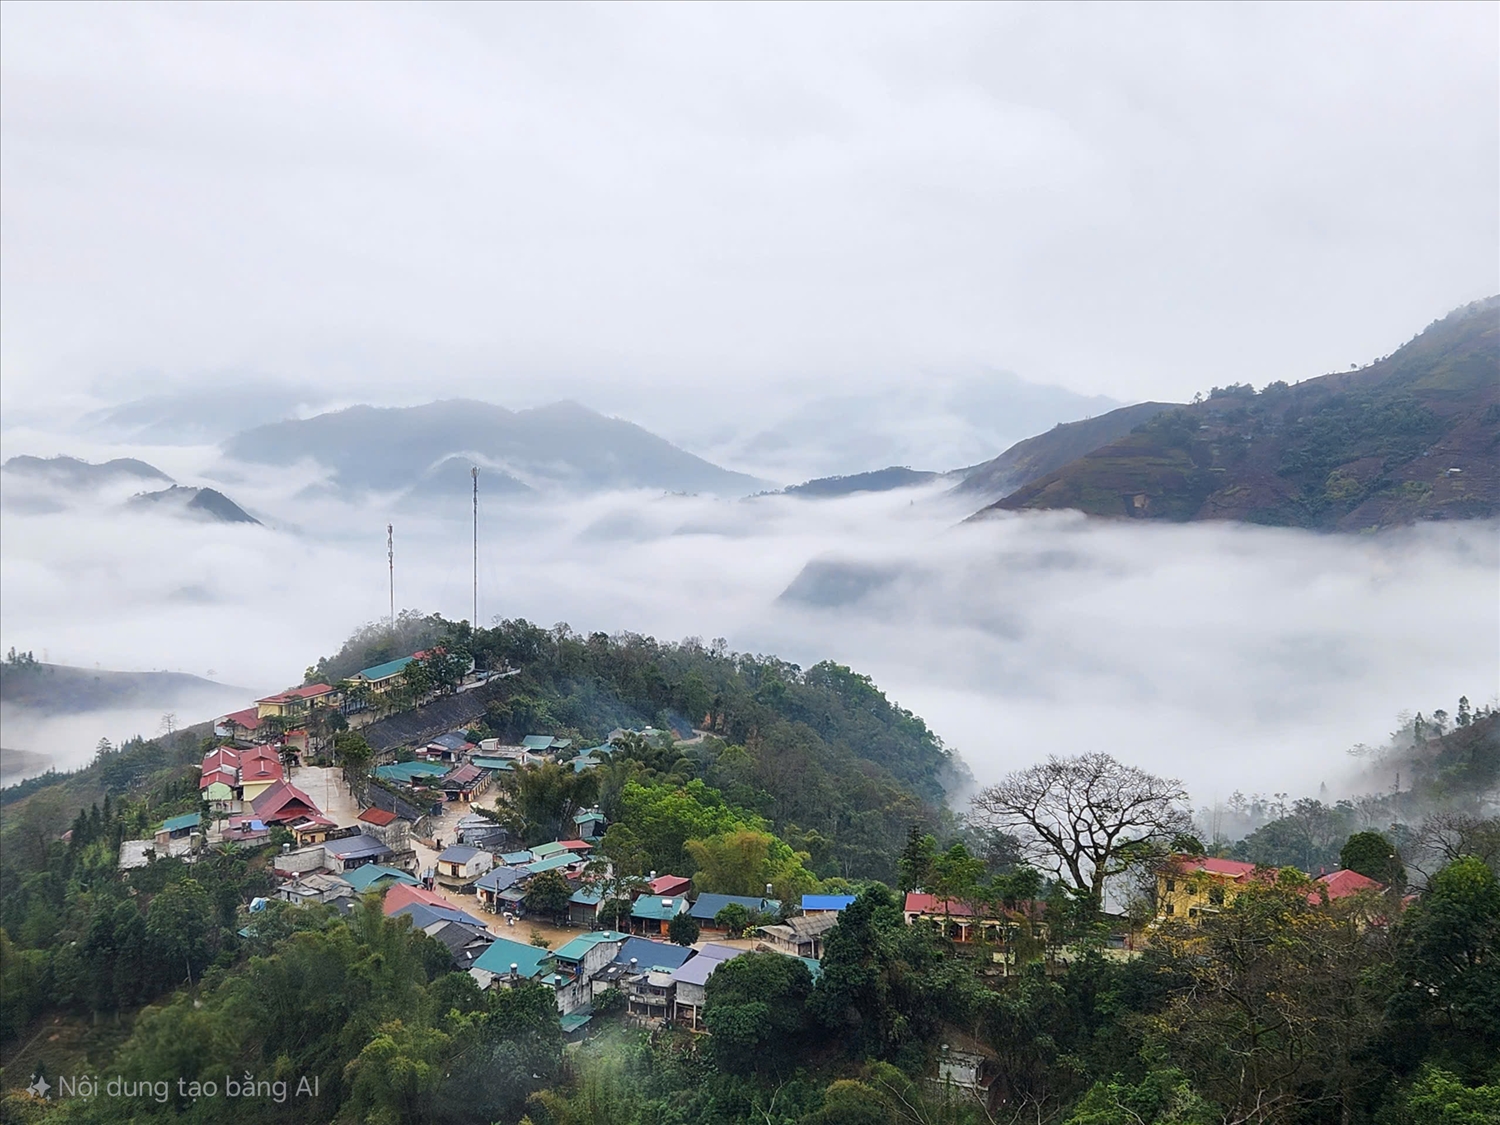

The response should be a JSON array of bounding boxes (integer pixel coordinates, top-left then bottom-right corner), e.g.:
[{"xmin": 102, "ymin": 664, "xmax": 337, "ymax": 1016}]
[
  {"xmin": 671, "ymin": 944, "xmax": 744, "ymax": 1029},
  {"xmin": 631, "ymin": 895, "xmax": 689, "ymax": 936},
  {"xmin": 435, "ymin": 845, "xmax": 494, "ymax": 888},
  {"xmin": 255, "ymin": 683, "xmax": 339, "ymax": 721}
]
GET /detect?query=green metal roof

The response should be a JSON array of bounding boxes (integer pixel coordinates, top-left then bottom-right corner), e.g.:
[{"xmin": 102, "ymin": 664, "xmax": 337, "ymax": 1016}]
[
  {"xmin": 521, "ymin": 735, "xmax": 555, "ymax": 751},
  {"xmin": 374, "ymin": 761, "xmax": 447, "ymax": 783},
  {"xmin": 158, "ymin": 813, "xmax": 199, "ymax": 833},
  {"xmin": 631, "ymin": 895, "xmax": 688, "ymax": 921},
  {"xmin": 469, "ymin": 756, "xmax": 516, "ymax": 771},
  {"xmin": 530, "ymin": 841, "xmax": 569, "ymax": 859},
  {"xmin": 523, "ymin": 854, "xmax": 576, "ymax": 875},
  {"xmin": 471, "ymin": 936, "xmax": 554, "ymax": 980},
  {"xmin": 559, "ymin": 1010, "xmax": 592, "ymax": 1033},
  {"xmin": 344, "ymin": 864, "xmax": 419, "ymax": 893},
  {"xmin": 553, "ymin": 931, "xmax": 629, "ymax": 963},
  {"xmin": 357, "ymin": 656, "xmax": 415, "ymax": 682}
]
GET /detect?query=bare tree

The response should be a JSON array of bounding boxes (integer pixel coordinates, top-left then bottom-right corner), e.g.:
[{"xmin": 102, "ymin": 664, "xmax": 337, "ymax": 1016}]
[{"xmin": 970, "ymin": 752, "xmax": 1191, "ymax": 908}]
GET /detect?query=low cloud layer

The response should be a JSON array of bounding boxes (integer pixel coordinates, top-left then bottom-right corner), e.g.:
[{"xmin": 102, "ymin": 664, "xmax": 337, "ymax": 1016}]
[{"xmin": 3, "ymin": 439, "xmax": 1495, "ymax": 807}]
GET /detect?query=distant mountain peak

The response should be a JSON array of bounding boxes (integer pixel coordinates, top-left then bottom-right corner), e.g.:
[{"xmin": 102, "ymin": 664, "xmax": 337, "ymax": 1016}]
[
  {"xmin": 2, "ymin": 454, "xmax": 174, "ymax": 487},
  {"xmin": 130, "ymin": 485, "xmax": 260, "ymax": 524}
]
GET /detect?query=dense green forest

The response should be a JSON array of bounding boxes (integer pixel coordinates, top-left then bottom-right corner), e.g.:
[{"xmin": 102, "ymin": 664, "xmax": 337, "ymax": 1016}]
[{"xmin": 315, "ymin": 615, "xmax": 965, "ymax": 882}]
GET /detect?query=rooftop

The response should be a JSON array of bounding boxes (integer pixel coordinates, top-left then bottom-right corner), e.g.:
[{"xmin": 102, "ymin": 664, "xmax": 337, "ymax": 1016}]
[
  {"xmin": 613, "ymin": 937, "xmax": 693, "ymax": 973},
  {"xmin": 471, "ymin": 936, "xmax": 555, "ymax": 980},
  {"xmin": 802, "ymin": 894, "xmax": 856, "ymax": 912},
  {"xmin": 553, "ymin": 931, "xmax": 629, "ymax": 962},
  {"xmin": 632, "ymin": 895, "xmax": 688, "ymax": 921},
  {"xmin": 689, "ymin": 893, "xmax": 781, "ymax": 921},
  {"xmin": 358, "ymin": 807, "xmax": 399, "ymax": 826},
  {"xmin": 158, "ymin": 812, "xmax": 199, "ymax": 833},
  {"xmin": 437, "ymin": 845, "xmax": 487, "ymax": 864},
  {"xmin": 670, "ymin": 943, "xmax": 744, "ymax": 986},
  {"xmin": 344, "ymin": 864, "xmax": 419, "ymax": 893},
  {"xmin": 357, "ymin": 656, "xmax": 415, "ymax": 682},
  {"xmin": 256, "ymin": 683, "xmax": 335, "ymax": 704}
]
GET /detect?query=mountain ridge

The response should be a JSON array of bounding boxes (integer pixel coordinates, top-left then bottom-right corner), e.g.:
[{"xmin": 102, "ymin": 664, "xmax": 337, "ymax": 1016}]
[
  {"xmin": 221, "ymin": 398, "xmax": 769, "ymax": 497},
  {"xmin": 971, "ymin": 297, "xmax": 1500, "ymax": 530}
]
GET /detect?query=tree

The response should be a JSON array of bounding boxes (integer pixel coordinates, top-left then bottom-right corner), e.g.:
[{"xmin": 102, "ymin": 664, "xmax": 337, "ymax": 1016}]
[
  {"xmin": 1386, "ymin": 856, "xmax": 1500, "ymax": 1071},
  {"xmin": 897, "ymin": 826, "xmax": 936, "ymax": 893},
  {"xmin": 522, "ymin": 870, "xmax": 573, "ymax": 922},
  {"xmin": 703, "ymin": 951, "xmax": 813, "ymax": 1074},
  {"xmin": 971, "ymin": 753, "xmax": 1191, "ymax": 911},
  {"xmin": 145, "ymin": 877, "xmax": 215, "ymax": 988},
  {"xmin": 667, "ymin": 912, "xmax": 700, "ymax": 947},
  {"xmin": 334, "ymin": 731, "xmax": 374, "ymax": 778},
  {"xmin": 714, "ymin": 902, "xmax": 751, "ymax": 937},
  {"xmin": 1340, "ymin": 830, "xmax": 1404, "ymax": 886}
]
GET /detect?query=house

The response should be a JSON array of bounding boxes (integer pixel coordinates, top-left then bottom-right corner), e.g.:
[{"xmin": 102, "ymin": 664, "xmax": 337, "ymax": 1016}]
[
  {"xmin": 1155, "ymin": 856, "xmax": 1264, "ymax": 922},
  {"xmin": 289, "ymin": 816, "xmax": 338, "ymax": 847},
  {"xmin": 631, "ymin": 895, "xmax": 689, "ymax": 936},
  {"xmin": 198, "ymin": 751, "xmax": 241, "ymax": 805},
  {"xmin": 469, "ymin": 755, "xmax": 518, "ymax": 773},
  {"xmin": 802, "ymin": 894, "xmax": 856, "ymax": 913},
  {"xmin": 455, "ymin": 812, "xmax": 508, "ymax": 850},
  {"xmin": 351, "ymin": 657, "xmax": 416, "ymax": 699},
  {"xmin": 689, "ymin": 893, "xmax": 781, "ymax": 930},
  {"xmin": 902, "ymin": 893, "xmax": 1039, "ymax": 944},
  {"xmin": 279, "ymin": 872, "xmax": 354, "ymax": 906},
  {"xmin": 323, "ymin": 834, "xmax": 394, "ymax": 872},
  {"xmin": 475, "ymin": 866, "xmax": 529, "ymax": 913},
  {"xmin": 154, "ymin": 812, "xmax": 199, "ymax": 844},
  {"xmin": 1309, "ymin": 869, "xmax": 1384, "ymax": 904},
  {"xmin": 343, "ymin": 864, "xmax": 419, "ymax": 894},
  {"xmin": 384, "ymin": 883, "xmax": 487, "ymax": 929},
  {"xmin": 626, "ymin": 970, "xmax": 677, "ymax": 1022},
  {"xmin": 469, "ymin": 936, "xmax": 555, "ymax": 990},
  {"xmin": 373, "ymin": 760, "xmax": 448, "ymax": 786},
  {"xmin": 255, "ymin": 683, "xmax": 339, "ymax": 721},
  {"xmin": 424, "ymin": 731, "xmax": 474, "ymax": 762},
  {"xmin": 237, "ymin": 746, "xmax": 285, "ymax": 802},
  {"xmin": 435, "ymin": 845, "xmax": 495, "ymax": 887},
  {"xmin": 436, "ymin": 763, "xmax": 491, "ymax": 803},
  {"xmin": 551, "ymin": 931, "xmax": 630, "ymax": 1014},
  {"xmin": 594, "ymin": 936, "xmax": 693, "ymax": 999},
  {"xmin": 251, "ymin": 780, "xmax": 325, "ymax": 826},
  {"xmin": 214, "ymin": 706, "xmax": 264, "ymax": 741},
  {"xmin": 357, "ymin": 807, "xmax": 412, "ymax": 854},
  {"xmin": 758, "ymin": 911, "xmax": 841, "ymax": 959},
  {"xmin": 499, "ymin": 850, "xmax": 535, "ymax": 867},
  {"xmin": 936, "ymin": 1046, "xmax": 998, "ymax": 1105},
  {"xmin": 521, "ymin": 734, "xmax": 571, "ymax": 753},
  {"xmin": 568, "ymin": 886, "xmax": 607, "ymax": 928},
  {"xmin": 643, "ymin": 874, "xmax": 693, "ymax": 898},
  {"xmin": 422, "ymin": 919, "xmax": 495, "ymax": 972},
  {"xmin": 671, "ymin": 944, "xmax": 744, "ymax": 1029},
  {"xmin": 272, "ymin": 844, "xmax": 329, "ymax": 878},
  {"xmin": 574, "ymin": 808, "xmax": 607, "ymax": 839},
  {"xmin": 222, "ymin": 816, "xmax": 270, "ymax": 846},
  {"xmin": 522, "ymin": 852, "xmax": 586, "ymax": 878}
]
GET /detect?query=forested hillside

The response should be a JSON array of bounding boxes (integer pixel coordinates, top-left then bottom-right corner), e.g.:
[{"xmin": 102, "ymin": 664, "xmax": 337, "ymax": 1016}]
[{"xmin": 976, "ymin": 297, "xmax": 1499, "ymax": 529}]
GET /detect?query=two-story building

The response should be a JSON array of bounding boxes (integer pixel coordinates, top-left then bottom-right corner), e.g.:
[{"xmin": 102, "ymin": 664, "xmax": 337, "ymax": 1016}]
[{"xmin": 435, "ymin": 845, "xmax": 494, "ymax": 888}]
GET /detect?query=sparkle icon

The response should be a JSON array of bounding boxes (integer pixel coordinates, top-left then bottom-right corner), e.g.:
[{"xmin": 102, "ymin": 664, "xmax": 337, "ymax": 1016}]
[{"xmin": 26, "ymin": 1073, "xmax": 52, "ymax": 1099}]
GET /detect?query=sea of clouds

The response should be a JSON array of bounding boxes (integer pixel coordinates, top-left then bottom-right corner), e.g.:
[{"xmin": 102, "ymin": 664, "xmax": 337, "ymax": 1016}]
[{"xmin": 2, "ymin": 434, "xmax": 1496, "ymax": 807}]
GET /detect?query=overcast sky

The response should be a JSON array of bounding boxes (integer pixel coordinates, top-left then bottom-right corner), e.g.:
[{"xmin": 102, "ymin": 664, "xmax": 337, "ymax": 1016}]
[{"xmin": 2, "ymin": 1, "xmax": 1496, "ymax": 417}]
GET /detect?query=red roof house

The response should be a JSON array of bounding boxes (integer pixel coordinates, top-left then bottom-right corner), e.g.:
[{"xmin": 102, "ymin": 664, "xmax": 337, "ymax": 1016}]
[
  {"xmin": 251, "ymin": 780, "xmax": 323, "ymax": 825},
  {"xmin": 359, "ymin": 807, "xmax": 399, "ymax": 827},
  {"xmin": 1310, "ymin": 869, "xmax": 1383, "ymax": 903}
]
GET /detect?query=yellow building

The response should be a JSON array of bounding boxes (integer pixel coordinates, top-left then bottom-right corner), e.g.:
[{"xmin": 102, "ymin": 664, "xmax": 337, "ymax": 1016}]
[
  {"xmin": 254, "ymin": 683, "xmax": 339, "ymax": 720},
  {"xmin": 1156, "ymin": 856, "xmax": 1262, "ymax": 922}
]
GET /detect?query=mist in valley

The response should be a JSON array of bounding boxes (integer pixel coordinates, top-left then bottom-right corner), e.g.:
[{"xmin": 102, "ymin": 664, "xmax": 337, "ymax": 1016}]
[{"xmin": 3, "ymin": 430, "xmax": 1494, "ymax": 808}]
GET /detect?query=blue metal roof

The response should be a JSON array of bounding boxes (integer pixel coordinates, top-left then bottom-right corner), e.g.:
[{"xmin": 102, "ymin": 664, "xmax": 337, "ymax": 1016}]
[
  {"xmin": 688, "ymin": 893, "xmax": 781, "ymax": 921},
  {"xmin": 801, "ymin": 894, "xmax": 856, "ymax": 912},
  {"xmin": 612, "ymin": 937, "xmax": 693, "ymax": 972}
]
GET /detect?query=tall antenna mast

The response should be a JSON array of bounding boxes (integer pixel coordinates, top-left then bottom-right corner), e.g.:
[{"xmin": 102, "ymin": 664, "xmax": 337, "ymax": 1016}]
[
  {"xmin": 471, "ymin": 466, "xmax": 479, "ymax": 629},
  {"xmin": 387, "ymin": 523, "xmax": 395, "ymax": 632}
]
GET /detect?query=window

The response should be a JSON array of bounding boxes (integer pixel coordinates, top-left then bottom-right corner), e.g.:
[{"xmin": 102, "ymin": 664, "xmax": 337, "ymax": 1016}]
[
  {"xmin": 1164, "ymin": 903, "xmax": 1175, "ymax": 916},
  {"xmin": 1208, "ymin": 885, "xmax": 1224, "ymax": 906},
  {"xmin": 1165, "ymin": 878, "xmax": 1176, "ymax": 892}
]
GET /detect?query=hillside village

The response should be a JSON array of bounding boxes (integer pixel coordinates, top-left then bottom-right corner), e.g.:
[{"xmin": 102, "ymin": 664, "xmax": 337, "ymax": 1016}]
[{"xmin": 104, "ymin": 641, "xmax": 1429, "ymax": 1059}]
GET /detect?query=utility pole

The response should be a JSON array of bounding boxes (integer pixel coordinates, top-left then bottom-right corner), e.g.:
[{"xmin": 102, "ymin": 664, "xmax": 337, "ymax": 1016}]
[
  {"xmin": 471, "ymin": 466, "xmax": 479, "ymax": 629},
  {"xmin": 387, "ymin": 523, "xmax": 395, "ymax": 633}
]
